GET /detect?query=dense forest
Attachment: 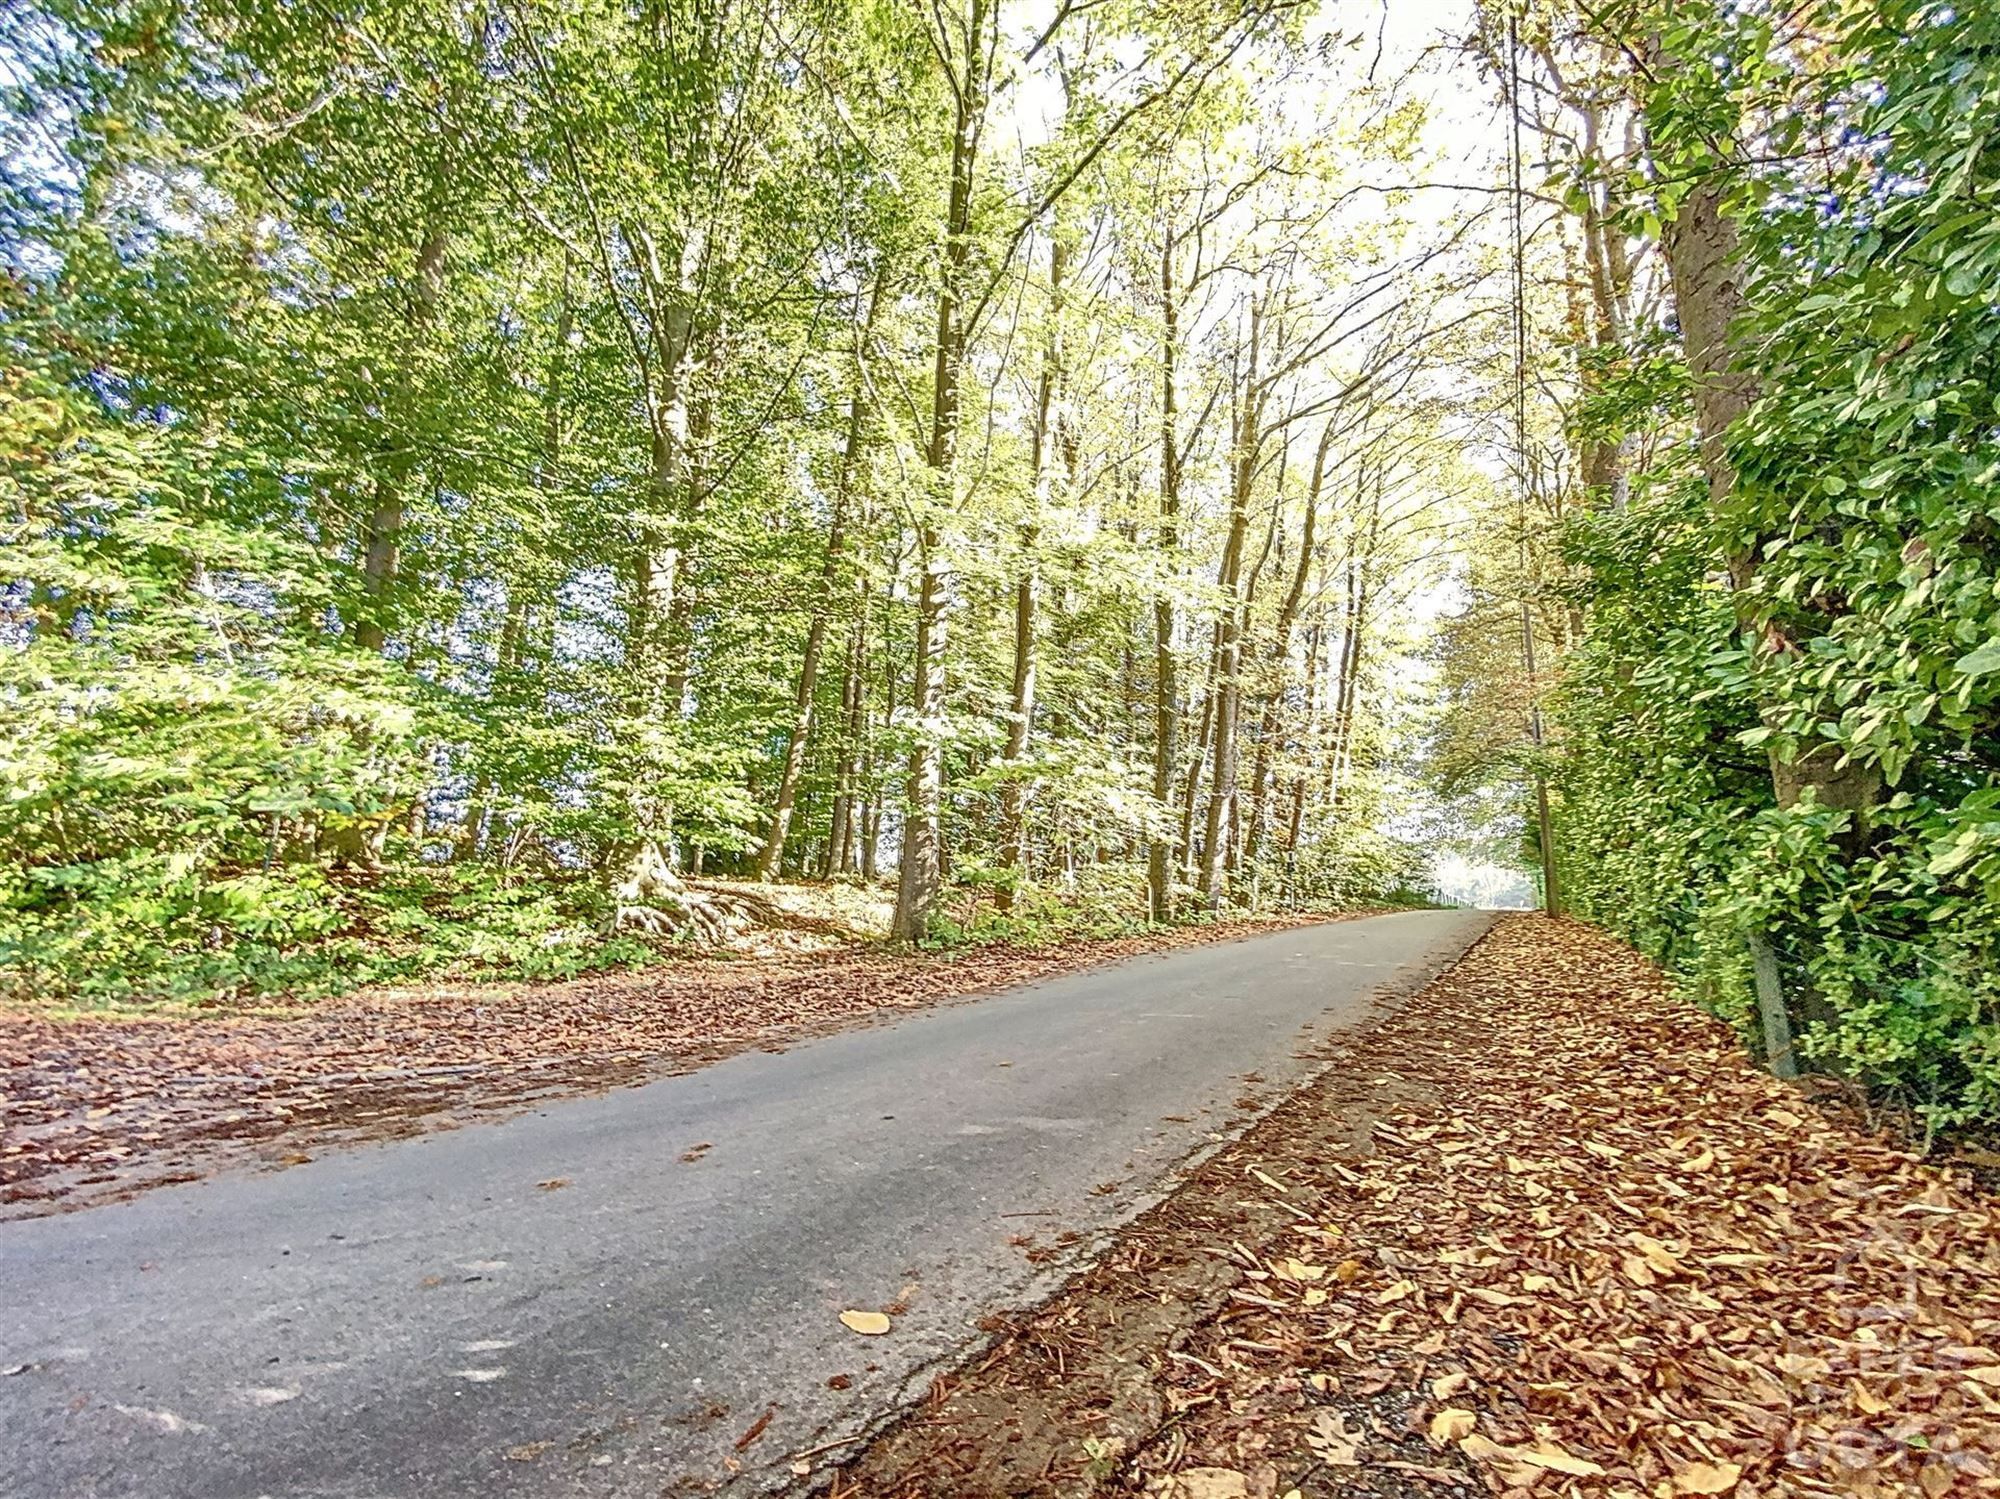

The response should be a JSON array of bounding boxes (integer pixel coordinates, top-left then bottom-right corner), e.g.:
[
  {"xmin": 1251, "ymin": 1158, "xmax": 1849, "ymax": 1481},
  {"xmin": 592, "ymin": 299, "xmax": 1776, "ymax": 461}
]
[{"xmin": 3, "ymin": 0, "xmax": 1997, "ymax": 1131}]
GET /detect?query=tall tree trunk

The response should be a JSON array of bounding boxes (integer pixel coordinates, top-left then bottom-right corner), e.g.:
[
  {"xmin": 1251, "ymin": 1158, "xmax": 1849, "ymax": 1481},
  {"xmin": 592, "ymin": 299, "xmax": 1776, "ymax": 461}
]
[
  {"xmin": 1199, "ymin": 296, "xmax": 1263, "ymax": 909},
  {"xmin": 996, "ymin": 234, "xmax": 1069, "ymax": 910},
  {"xmin": 334, "ymin": 219, "xmax": 447, "ymax": 871},
  {"xmin": 757, "ymin": 275, "xmax": 884, "ymax": 879},
  {"xmin": 827, "ymin": 581, "xmax": 869, "ymax": 877},
  {"xmin": 353, "ymin": 228, "xmax": 447, "ymax": 654},
  {"xmin": 1244, "ymin": 422, "xmax": 1330, "ymax": 869},
  {"xmin": 893, "ymin": 0, "xmax": 991, "ymax": 943},
  {"xmin": 1148, "ymin": 234, "xmax": 1184, "ymax": 922}
]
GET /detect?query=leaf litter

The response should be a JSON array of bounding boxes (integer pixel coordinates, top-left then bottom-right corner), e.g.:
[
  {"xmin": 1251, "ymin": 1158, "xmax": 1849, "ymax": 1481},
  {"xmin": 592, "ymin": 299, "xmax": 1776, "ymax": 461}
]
[{"xmin": 829, "ymin": 916, "xmax": 2000, "ymax": 1499}]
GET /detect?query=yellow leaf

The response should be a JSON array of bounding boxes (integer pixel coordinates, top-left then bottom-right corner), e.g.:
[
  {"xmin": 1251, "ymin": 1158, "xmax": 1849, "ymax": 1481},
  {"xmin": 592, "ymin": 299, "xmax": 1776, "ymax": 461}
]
[
  {"xmin": 1376, "ymin": 1279, "xmax": 1416, "ymax": 1304},
  {"xmin": 1302, "ymin": 1287, "xmax": 1328, "ymax": 1307},
  {"xmin": 1432, "ymin": 1371, "xmax": 1471, "ymax": 1399},
  {"xmin": 1429, "ymin": 1409, "xmax": 1477, "ymax": 1443},
  {"xmin": 1333, "ymin": 1259, "xmax": 1363, "ymax": 1283},
  {"xmin": 1522, "ymin": 1273, "xmax": 1562, "ymax": 1294},
  {"xmin": 1672, "ymin": 1460, "xmax": 1743, "ymax": 1494},
  {"xmin": 1459, "ymin": 1434, "xmax": 1514, "ymax": 1465},
  {"xmin": 1684, "ymin": 1147, "xmax": 1716, "ymax": 1171},
  {"xmin": 1964, "ymin": 1365, "xmax": 2000, "ymax": 1388},
  {"xmin": 838, "ymin": 1310, "xmax": 891, "ymax": 1336},
  {"xmin": 1631, "ymin": 1234, "xmax": 1684, "ymax": 1276}
]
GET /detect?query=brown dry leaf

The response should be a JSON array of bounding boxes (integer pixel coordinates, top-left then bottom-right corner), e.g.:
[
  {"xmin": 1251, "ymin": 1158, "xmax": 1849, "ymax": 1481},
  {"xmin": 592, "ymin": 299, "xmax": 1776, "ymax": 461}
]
[
  {"xmin": 1431, "ymin": 1370, "xmax": 1471, "ymax": 1399},
  {"xmin": 1461, "ymin": 1433, "xmax": 1605, "ymax": 1480},
  {"xmin": 503, "ymin": 1442, "xmax": 552, "ymax": 1462},
  {"xmin": 1428, "ymin": 1408, "xmax": 1477, "ymax": 1443},
  {"xmin": 534, "ymin": 1177, "xmax": 569, "ymax": 1192},
  {"xmin": 1671, "ymin": 1460, "xmax": 1743, "ymax": 1494},
  {"xmin": 1629, "ymin": 1233, "xmax": 1684, "ymax": 1276},
  {"xmin": 1306, "ymin": 1410, "xmax": 1361, "ymax": 1466},
  {"xmin": 838, "ymin": 1309, "xmax": 891, "ymax": 1336}
]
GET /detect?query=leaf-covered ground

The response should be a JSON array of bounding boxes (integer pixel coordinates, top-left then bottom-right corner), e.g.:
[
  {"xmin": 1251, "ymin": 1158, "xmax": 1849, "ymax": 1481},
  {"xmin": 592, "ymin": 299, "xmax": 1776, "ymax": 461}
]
[
  {"xmin": 833, "ymin": 916, "xmax": 2000, "ymax": 1499},
  {"xmin": 0, "ymin": 912, "xmax": 1333, "ymax": 1220}
]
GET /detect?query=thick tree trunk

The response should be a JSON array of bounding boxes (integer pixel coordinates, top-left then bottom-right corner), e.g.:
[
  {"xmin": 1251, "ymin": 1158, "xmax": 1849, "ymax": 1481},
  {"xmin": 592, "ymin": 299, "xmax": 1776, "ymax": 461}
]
[{"xmin": 1659, "ymin": 166, "xmax": 1881, "ymax": 819}]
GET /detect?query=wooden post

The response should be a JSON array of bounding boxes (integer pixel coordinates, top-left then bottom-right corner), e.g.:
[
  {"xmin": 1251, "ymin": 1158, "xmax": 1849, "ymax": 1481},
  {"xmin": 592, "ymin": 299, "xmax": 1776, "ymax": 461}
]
[{"xmin": 1747, "ymin": 931, "xmax": 1800, "ymax": 1080}]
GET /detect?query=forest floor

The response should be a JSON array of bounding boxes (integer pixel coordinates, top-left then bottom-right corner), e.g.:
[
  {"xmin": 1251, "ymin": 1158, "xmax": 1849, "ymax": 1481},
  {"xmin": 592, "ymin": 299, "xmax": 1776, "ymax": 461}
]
[
  {"xmin": 833, "ymin": 917, "xmax": 2000, "ymax": 1499},
  {"xmin": 0, "ymin": 904, "xmax": 1343, "ymax": 1221}
]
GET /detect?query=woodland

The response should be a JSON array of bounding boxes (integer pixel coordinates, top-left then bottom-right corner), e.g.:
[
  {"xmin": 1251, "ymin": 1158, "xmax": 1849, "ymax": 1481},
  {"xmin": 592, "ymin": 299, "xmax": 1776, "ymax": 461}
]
[{"xmin": 2, "ymin": 0, "xmax": 1998, "ymax": 1136}]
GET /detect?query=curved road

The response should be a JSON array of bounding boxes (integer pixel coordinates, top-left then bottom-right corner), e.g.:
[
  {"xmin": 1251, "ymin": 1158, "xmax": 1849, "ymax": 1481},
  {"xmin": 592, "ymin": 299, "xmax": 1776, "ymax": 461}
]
[{"xmin": 1, "ymin": 908, "xmax": 1491, "ymax": 1498}]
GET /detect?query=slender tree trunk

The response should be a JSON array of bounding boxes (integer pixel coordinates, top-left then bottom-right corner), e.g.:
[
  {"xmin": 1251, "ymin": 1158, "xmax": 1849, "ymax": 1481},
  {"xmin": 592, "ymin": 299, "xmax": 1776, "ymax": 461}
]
[
  {"xmin": 996, "ymin": 235, "xmax": 1068, "ymax": 910},
  {"xmin": 334, "ymin": 219, "xmax": 447, "ymax": 871},
  {"xmin": 893, "ymin": 0, "xmax": 990, "ymax": 943},
  {"xmin": 758, "ymin": 276, "xmax": 885, "ymax": 878},
  {"xmin": 1200, "ymin": 297, "xmax": 1263, "ymax": 909},
  {"xmin": 1244, "ymin": 422, "xmax": 1329, "ymax": 870},
  {"xmin": 1148, "ymin": 235, "xmax": 1183, "ymax": 921}
]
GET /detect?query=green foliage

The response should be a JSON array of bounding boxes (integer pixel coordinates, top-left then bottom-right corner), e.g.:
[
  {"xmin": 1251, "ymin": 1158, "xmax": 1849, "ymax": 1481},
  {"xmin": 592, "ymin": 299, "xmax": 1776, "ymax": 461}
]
[
  {"xmin": 0, "ymin": 854, "xmax": 651, "ymax": 1010},
  {"xmin": 1554, "ymin": 0, "xmax": 2000, "ymax": 1134},
  {"xmin": 1, "ymin": 0, "xmax": 1467, "ymax": 1005}
]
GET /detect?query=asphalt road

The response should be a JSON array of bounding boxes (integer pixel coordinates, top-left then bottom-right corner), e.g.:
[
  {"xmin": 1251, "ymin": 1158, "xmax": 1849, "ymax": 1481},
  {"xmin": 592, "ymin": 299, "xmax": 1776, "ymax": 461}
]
[{"xmin": 1, "ymin": 908, "xmax": 1492, "ymax": 1499}]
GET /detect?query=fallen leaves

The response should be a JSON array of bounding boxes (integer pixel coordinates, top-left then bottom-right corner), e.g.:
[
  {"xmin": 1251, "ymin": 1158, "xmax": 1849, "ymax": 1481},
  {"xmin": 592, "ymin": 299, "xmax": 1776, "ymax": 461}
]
[
  {"xmin": 891, "ymin": 916, "xmax": 2000, "ymax": 1499},
  {"xmin": 838, "ymin": 1310, "xmax": 891, "ymax": 1337}
]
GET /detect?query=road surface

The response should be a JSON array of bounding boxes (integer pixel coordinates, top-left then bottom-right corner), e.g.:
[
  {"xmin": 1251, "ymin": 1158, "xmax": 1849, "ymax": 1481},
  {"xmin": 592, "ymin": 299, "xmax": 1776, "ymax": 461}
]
[{"xmin": 1, "ymin": 908, "xmax": 1491, "ymax": 1498}]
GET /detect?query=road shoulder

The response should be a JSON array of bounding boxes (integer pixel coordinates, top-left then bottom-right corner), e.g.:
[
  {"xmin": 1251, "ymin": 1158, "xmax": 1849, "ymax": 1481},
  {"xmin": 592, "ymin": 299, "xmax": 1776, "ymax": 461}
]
[{"xmin": 826, "ymin": 915, "xmax": 2000, "ymax": 1499}]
